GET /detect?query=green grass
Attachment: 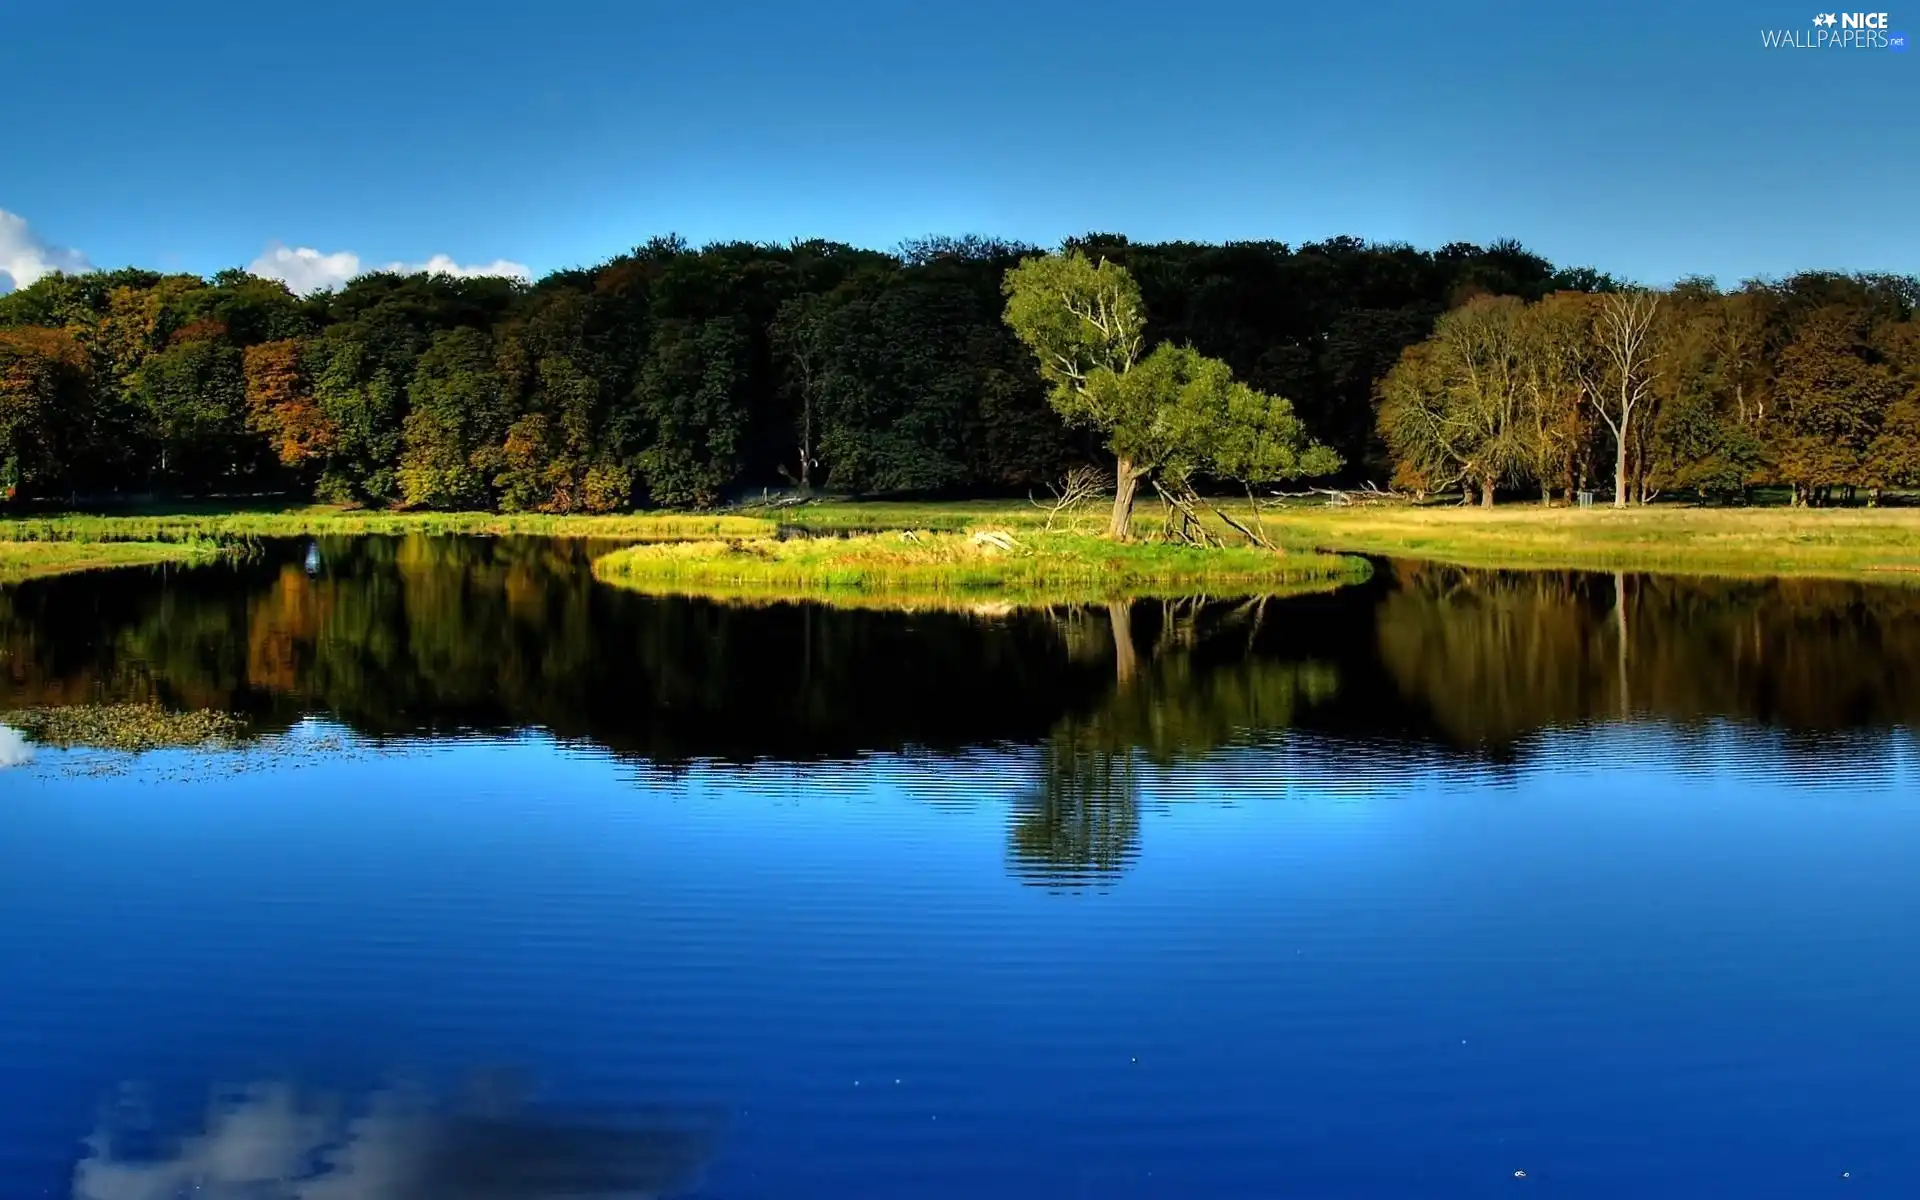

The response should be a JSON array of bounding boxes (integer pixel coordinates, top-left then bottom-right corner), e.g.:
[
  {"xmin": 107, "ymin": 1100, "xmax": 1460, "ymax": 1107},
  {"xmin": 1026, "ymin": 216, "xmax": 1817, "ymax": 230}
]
[
  {"xmin": 0, "ymin": 539, "xmax": 223, "ymax": 583},
  {"xmin": 592, "ymin": 529, "xmax": 1368, "ymax": 610}
]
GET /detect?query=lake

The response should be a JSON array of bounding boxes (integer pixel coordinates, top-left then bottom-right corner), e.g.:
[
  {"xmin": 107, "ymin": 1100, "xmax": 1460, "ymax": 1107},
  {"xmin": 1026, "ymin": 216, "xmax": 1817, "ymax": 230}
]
[{"xmin": 2, "ymin": 536, "xmax": 1917, "ymax": 1198}]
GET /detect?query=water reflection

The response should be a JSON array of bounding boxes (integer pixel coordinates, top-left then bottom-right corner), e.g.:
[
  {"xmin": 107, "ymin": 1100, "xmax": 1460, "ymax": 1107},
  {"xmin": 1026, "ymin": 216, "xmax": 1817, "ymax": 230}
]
[
  {"xmin": 1007, "ymin": 734, "xmax": 1140, "ymax": 888},
  {"xmin": 1369, "ymin": 562, "xmax": 1920, "ymax": 747},
  {"xmin": 74, "ymin": 1077, "xmax": 718, "ymax": 1200},
  {"xmin": 2, "ymin": 536, "xmax": 1917, "ymax": 767}
]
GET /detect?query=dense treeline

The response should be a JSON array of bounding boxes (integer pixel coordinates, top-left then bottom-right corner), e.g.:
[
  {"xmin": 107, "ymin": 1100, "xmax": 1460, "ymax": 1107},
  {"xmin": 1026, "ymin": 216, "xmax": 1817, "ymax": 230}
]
[
  {"xmin": 1378, "ymin": 274, "xmax": 1920, "ymax": 506},
  {"xmin": 0, "ymin": 234, "xmax": 1608, "ymax": 509}
]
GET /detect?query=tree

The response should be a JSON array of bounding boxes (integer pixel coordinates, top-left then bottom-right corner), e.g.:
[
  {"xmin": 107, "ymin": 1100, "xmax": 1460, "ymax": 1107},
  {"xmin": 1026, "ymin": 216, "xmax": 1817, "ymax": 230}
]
[
  {"xmin": 633, "ymin": 318, "xmax": 748, "ymax": 507},
  {"xmin": 1376, "ymin": 296, "xmax": 1531, "ymax": 506},
  {"xmin": 243, "ymin": 339, "xmax": 335, "ymax": 473},
  {"xmin": 1002, "ymin": 251, "xmax": 1149, "ymax": 535},
  {"xmin": 771, "ymin": 295, "xmax": 829, "ymax": 489},
  {"xmin": 1591, "ymin": 290, "xmax": 1663, "ymax": 507},
  {"xmin": 399, "ymin": 328, "xmax": 509, "ymax": 509},
  {"xmin": 1772, "ymin": 305, "xmax": 1894, "ymax": 505},
  {"xmin": 1003, "ymin": 250, "xmax": 1334, "ymax": 537},
  {"xmin": 126, "ymin": 325, "xmax": 249, "ymax": 487},
  {"xmin": 0, "ymin": 327, "xmax": 92, "ymax": 500},
  {"xmin": 1518, "ymin": 292, "xmax": 1598, "ymax": 503},
  {"xmin": 1865, "ymin": 320, "xmax": 1920, "ymax": 497}
]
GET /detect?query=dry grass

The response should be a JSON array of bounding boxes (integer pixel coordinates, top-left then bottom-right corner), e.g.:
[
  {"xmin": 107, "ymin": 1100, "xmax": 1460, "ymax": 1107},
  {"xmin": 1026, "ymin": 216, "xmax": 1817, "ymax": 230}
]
[{"xmin": 1253, "ymin": 504, "xmax": 1920, "ymax": 581}]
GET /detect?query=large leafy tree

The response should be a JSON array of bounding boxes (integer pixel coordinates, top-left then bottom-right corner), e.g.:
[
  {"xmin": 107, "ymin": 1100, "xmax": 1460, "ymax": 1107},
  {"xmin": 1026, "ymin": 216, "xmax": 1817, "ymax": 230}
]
[{"xmin": 1003, "ymin": 250, "xmax": 1335, "ymax": 538}]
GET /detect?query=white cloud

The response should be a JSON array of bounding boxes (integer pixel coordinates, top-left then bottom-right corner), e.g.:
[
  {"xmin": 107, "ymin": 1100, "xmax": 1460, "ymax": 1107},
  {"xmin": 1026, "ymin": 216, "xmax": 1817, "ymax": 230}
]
[
  {"xmin": 248, "ymin": 243, "xmax": 531, "ymax": 294},
  {"xmin": 0, "ymin": 209, "xmax": 93, "ymax": 294},
  {"xmin": 389, "ymin": 253, "xmax": 531, "ymax": 281},
  {"xmin": 246, "ymin": 245, "xmax": 363, "ymax": 295}
]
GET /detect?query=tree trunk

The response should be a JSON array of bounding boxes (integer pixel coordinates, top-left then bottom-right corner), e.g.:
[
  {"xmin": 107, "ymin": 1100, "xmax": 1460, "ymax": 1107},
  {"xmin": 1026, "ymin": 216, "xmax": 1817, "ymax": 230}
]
[
  {"xmin": 1540, "ymin": 483, "xmax": 1552, "ymax": 507},
  {"xmin": 1612, "ymin": 435, "xmax": 1629, "ymax": 509},
  {"xmin": 1479, "ymin": 478, "xmax": 1495, "ymax": 507},
  {"xmin": 1108, "ymin": 461, "xmax": 1141, "ymax": 540}
]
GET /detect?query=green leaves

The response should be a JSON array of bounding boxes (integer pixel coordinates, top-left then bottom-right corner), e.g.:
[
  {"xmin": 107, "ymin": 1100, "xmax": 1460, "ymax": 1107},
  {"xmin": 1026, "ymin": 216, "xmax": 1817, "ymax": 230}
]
[
  {"xmin": 634, "ymin": 318, "xmax": 748, "ymax": 508},
  {"xmin": 1002, "ymin": 250, "xmax": 1146, "ymax": 415}
]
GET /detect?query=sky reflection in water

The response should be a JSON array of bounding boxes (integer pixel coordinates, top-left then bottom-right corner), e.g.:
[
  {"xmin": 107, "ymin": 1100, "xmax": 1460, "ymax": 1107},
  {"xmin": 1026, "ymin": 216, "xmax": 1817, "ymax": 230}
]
[{"xmin": 2, "ymin": 539, "xmax": 1918, "ymax": 1197}]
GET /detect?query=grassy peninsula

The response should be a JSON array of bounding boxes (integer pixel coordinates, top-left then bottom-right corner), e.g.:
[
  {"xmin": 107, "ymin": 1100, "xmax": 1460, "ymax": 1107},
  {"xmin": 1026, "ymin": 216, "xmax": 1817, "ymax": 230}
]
[{"xmin": 592, "ymin": 528, "xmax": 1367, "ymax": 609}]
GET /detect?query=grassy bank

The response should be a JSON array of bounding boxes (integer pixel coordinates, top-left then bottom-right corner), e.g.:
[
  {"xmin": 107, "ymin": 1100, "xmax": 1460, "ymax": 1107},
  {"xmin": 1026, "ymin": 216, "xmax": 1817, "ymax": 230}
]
[
  {"xmin": 0, "ymin": 507, "xmax": 777, "ymax": 582},
  {"xmin": 593, "ymin": 530, "xmax": 1368, "ymax": 609},
  {"xmin": 13, "ymin": 496, "xmax": 1920, "ymax": 588},
  {"xmin": 0, "ymin": 539, "xmax": 223, "ymax": 583},
  {"xmin": 754, "ymin": 499, "xmax": 1920, "ymax": 582}
]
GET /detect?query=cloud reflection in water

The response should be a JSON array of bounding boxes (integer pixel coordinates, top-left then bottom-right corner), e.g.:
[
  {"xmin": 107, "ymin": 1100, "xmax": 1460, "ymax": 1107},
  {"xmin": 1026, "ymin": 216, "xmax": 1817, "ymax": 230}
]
[{"xmin": 73, "ymin": 1078, "xmax": 719, "ymax": 1200}]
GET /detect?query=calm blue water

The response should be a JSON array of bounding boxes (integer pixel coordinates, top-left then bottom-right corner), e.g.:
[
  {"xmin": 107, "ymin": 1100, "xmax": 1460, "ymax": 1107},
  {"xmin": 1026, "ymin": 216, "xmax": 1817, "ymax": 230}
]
[{"xmin": 2, "ymin": 541, "xmax": 1918, "ymax": 1197}]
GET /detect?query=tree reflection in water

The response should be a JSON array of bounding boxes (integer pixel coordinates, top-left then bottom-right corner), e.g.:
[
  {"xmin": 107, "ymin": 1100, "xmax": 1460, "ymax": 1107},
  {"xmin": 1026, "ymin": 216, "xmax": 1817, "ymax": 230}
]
[
  {"xmin": 1005, "ymin": 595, "xmax": 1342, "ymax": 888},
  {"xmin": 7, "ymin": 538, "xmax": 1920, "ymax": 891}
]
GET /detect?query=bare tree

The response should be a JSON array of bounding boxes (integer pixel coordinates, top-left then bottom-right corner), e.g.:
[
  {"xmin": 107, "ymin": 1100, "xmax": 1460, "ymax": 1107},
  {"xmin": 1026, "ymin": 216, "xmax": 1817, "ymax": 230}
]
[
  {"xmin": 1590, "ymin": 290, "xmax": 1663, "ymax": 508},
  {"xmin": 1029, "ymin": 464, "xmax": 1111, "ymax": 532}
]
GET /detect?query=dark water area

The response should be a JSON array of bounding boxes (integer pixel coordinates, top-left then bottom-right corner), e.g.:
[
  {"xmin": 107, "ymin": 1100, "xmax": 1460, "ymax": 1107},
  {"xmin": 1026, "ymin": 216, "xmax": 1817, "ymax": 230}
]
[{"xmin": 2, "ymin": 536, "xmax": 1918, "ymax": 1197}]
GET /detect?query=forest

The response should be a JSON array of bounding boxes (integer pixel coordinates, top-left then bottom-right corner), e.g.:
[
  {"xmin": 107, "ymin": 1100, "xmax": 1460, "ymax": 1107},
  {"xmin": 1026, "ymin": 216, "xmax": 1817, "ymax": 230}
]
[{"xmin": 0, "ymin": 232, "xmax": 1914, "ymax": 511}]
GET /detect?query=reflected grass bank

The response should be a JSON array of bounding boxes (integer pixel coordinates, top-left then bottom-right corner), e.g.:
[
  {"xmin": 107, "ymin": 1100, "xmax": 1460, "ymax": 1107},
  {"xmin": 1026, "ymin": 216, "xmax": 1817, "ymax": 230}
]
[{"xmin": 590, "ymin": 530, "xmax": 1369, "ymax": 608}]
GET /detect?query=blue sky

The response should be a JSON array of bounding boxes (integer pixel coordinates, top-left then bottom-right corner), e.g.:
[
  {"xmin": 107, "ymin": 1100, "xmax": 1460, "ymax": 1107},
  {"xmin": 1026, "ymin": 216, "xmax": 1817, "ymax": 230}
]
[{"xmin": 2, "ymin": 0, "xmax": 1910, "ymax": 292}]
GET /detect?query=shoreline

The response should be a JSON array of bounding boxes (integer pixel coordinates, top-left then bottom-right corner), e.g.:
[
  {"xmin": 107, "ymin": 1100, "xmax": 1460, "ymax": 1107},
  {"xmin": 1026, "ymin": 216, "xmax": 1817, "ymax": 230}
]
[{"xmin": 5, "ymin": 501, "xmax": 1920, "ymax": 587}]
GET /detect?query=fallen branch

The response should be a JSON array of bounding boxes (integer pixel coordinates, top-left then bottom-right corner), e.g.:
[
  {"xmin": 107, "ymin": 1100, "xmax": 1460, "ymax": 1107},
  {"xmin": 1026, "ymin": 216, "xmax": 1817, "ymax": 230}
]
[{"xmin": 1263, "ymin": 481, "xmax": 1410, "ymax": 508}]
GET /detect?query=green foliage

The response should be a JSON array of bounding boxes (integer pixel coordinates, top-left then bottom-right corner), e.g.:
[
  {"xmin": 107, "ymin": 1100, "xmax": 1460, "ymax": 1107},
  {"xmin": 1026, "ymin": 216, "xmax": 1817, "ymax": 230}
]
[
  {"xmin": 127, "ymin": 336, "xmax": 250, "ymax": 486},
  {"xmin": 14, "ymin": 233, "xmax": 1911, "ymax": 517},
  {"xmin": 634, "ymin": 318, "xmax": 749, "ymax": 507},
  {"xmin": 1136, "ymin": 344, "xmax": 1340, "ymax": 485},
  {"xmin": 1001, "ymin": 251, "xmax": 1146, "ymax": 412},
  {"xmin": 399, "ymin": 328, "xmax": 508, "ymax": 509}
]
